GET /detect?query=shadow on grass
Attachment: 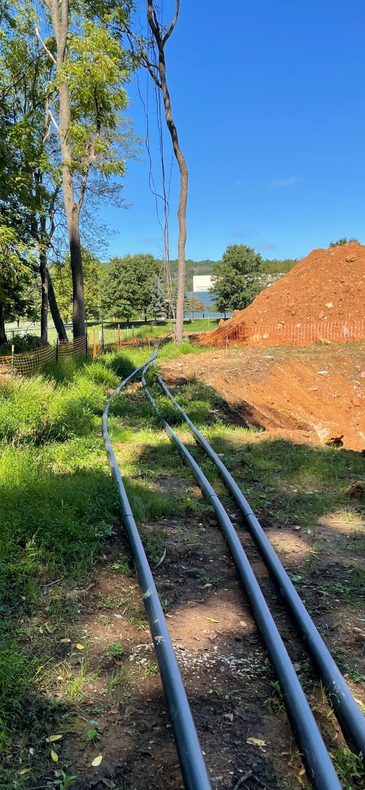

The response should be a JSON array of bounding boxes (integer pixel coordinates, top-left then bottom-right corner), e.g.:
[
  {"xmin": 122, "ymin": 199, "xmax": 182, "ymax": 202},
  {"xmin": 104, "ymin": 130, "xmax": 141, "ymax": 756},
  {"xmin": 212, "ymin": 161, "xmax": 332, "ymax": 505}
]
[{"xmin": 2, "ymin": 369, "xmax": 365, "ymax": 789}]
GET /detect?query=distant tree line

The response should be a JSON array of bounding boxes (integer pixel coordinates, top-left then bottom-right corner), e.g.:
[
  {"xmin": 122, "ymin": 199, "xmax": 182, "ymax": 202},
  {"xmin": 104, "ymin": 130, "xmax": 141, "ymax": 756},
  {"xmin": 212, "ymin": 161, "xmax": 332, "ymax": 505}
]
[{"xmin": 0, "ymin": 241, "xmax": 300, "ymax": 338}]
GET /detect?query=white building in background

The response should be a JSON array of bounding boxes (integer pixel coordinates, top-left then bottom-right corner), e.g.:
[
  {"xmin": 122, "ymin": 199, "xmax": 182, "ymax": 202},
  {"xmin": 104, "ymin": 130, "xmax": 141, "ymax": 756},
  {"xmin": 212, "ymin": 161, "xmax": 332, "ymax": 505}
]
[{"xmin": 192, "ymin": 275, "xmax": 213, "ymax": 293}]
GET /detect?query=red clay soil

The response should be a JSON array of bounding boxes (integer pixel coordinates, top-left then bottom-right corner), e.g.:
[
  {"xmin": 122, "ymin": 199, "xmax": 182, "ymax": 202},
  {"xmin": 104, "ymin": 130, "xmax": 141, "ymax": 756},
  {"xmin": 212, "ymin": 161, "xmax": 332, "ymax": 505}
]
[
  {"xmin": 161, "ymin": 344, "xmax": 365, "ymax": 451},
  {"xmin": 217, "ymin": 242, "xmax": 365, "ymax": 331}
]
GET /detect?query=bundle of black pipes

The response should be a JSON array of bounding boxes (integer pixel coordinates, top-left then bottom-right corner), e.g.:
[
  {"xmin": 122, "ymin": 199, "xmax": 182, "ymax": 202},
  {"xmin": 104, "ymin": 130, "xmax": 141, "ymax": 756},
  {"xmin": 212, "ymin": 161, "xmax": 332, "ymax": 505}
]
[
  {"xmin": 102, "ymin": 347, "xmax": 365, "ymax": 790},
  {"xmin": 153, "ymin": 363, "xmax": 365, "ymax": 759},
  {"xmin": 141, "ymin": 364, "xmax": 345, "ymax": 790},
  {"xmin": 102, "ymin": 354, "xmax": 212, "ymax": 790}
]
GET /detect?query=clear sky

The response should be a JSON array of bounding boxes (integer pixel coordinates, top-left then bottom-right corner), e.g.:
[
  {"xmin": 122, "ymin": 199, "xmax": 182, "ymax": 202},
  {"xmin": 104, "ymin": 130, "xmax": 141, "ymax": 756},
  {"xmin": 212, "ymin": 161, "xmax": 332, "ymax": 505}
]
[{"xmin": 99, "ymin": 0, "xmax": 365, "ymax": 263}]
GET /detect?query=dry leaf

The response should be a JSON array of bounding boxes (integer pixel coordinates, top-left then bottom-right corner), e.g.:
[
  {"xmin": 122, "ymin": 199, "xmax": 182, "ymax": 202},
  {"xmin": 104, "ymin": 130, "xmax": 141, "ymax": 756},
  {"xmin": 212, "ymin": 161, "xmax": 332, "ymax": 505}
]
[
  {"xmin": 205, "ymin": 617, "xmax": 219, "ymax": 623},
  {"xmin": 76, "ymin": 643, "xmax": 84, "ymax": 650},
  {"xmin": 92, "ymin": 754, "xmax": 103, "ymax": 767},
  {"xmin": 224, "ymin": 713, "xmax": 234, "ymax": 721},
  {"xmin": 45, "ymin": 734, "xmax": 63, "ymax": 743},
  {"xmin": 246, "ymin": 737, "xmax": 266, "ymax": 746},
  {"xmin": 50, "ymin": 750, "xmax": 59, "ymax": 762}
]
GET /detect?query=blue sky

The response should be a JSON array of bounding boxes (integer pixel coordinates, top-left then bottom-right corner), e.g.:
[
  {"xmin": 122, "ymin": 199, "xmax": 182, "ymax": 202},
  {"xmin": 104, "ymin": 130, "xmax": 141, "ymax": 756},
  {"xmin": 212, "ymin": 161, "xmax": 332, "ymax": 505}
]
[{"xmin": 100, "ymin": 0, "xmax": 365, "ymax": 262}]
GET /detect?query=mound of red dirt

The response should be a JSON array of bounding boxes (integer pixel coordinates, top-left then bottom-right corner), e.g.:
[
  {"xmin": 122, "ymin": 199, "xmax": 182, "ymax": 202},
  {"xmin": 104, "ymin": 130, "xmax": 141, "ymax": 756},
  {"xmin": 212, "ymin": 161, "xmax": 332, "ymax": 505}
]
[{"xmin": 218, "ymin": 242, "xmax": 365, "ymax": 329}]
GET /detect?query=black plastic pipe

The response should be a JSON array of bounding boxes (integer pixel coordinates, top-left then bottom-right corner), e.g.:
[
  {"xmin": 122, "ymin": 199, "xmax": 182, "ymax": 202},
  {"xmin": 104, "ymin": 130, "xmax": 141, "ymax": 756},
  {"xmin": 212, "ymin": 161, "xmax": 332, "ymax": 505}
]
[
  {"xmin": 102, "ymin": 358, "xmax": 212, "ymax": 790},
  {"xmin": 142, "ymin": 372, "xmax": 343, "ymax": 790},
  {"xmin": 156, "ymin": 371, "xmax": 365, "ymax": 758}
]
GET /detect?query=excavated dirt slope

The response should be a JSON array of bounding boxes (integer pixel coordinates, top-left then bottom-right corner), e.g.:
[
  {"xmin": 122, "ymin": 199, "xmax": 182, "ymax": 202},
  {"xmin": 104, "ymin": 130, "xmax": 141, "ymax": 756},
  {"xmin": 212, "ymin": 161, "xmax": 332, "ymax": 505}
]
[{"xmin": 219, "ymin": 241, "xmax": 365, "ymax": 329}]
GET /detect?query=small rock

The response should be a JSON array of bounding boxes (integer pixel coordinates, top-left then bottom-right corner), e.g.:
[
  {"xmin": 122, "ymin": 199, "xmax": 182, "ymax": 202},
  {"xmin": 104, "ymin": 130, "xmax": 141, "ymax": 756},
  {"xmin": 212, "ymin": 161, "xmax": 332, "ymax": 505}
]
[{"xmin": 353, "ymin": 627, "xmax": 362, "ymax": 634}]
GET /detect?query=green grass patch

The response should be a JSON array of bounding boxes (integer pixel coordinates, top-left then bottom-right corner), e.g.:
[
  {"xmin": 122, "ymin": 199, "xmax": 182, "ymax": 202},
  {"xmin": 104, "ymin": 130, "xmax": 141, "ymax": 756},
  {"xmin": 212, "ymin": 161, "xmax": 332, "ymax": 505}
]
[{"xmin": 0, "ymin": 341, "xmax": 197, "ymax": 786}]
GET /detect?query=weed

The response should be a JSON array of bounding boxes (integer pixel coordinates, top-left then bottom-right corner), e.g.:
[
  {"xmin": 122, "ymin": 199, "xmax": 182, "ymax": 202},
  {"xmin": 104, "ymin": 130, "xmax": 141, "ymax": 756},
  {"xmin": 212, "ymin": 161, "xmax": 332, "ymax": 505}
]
[
  {"xmin": 107, "ymin": 642, "xmax": 125, "ymax": 660},
  {"xmin": 109, "ymin": 665, "xmax": 130, "ymax": 690},
  {"xmin": 335, "ymin": 746, "xmax": 364, "ymax": 788},
  {"xmin": 144, "ymin": 661, "xmax": 159, "ymax": 676},
  {"xmin": 265, "ymin": 680, "xmax": 286, "ymax": 716},
  {"xmin": 52, "ymin": 770, "xmax": 78, "ymax": 789},
  {"xmin": 111, "ymin": 559, "xmax": 131, "ymax": 575},
  {"xmin": 140, "ymin": 527, "xmax": 166, "ymax": 565}
]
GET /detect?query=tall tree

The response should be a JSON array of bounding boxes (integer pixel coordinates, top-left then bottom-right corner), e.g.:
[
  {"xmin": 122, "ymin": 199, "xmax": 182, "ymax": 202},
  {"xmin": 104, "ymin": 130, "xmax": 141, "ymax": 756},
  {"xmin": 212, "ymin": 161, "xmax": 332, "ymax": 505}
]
[
  {"xmin": 101, "ymin": 253, "xmax": 159, "ymax": 321},
  {"xmin": 211, "ymin": 244, "xmax": 263, "ymax": 314},
  {"xmin": 149, "ymin": 274, "xmax": 167, "ymax": 321},
  {"xmin": 0, "ymin": 2, "xmax": 67, "ymax": 342},
  {"xmin": 125, "ymin": 1, "xmax": 188, "ymax": 344},
  {"xmin": 39, "ymin": 0, "xmax": 133, "ymax": 337}
]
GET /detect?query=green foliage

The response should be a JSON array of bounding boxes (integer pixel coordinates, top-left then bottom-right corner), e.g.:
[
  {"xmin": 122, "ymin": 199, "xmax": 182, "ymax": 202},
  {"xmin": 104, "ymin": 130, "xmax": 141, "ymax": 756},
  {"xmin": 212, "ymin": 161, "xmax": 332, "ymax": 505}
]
[
  {"xmin": 211, "ymin": 244, "xmax": 263, "ymax": 313},
  {"xmin": 329, "ymin": 237, "xmax": 358, "ymax": 247},
  {"xmin": 261, "ymin": 258, "xmax": 298, "ymax": 274},
  {"xmin": 0, "ymin": 333, "xmax": 43, "ymax": 355},
  {"xmin": 335, "ymin": 746, "xmax": 364, "ymax": 787},
  {"xmin": 149, "ymin": 274, "xmax": 167, "ymax": 320},
  {"xmin": 0, "ymin": 225, "xmax": 37, "ymax": 325},
  {"xmin": 0, "ymin": 373, "xmax": 107, "ymax": 444},
  {"xmin": 59, "ymin": 16, "xmax": 132, "ymax": 179},
  {"xmin": 100, "ymin": 254, "xmax": 160, "ymax": 320},
  {"xmin": 188, "ymin": 295, "xmax": 205, "ymax": 317},
  {"xmin": 52, "ymin": 249, "xmax": 103, "ymax": 321}
]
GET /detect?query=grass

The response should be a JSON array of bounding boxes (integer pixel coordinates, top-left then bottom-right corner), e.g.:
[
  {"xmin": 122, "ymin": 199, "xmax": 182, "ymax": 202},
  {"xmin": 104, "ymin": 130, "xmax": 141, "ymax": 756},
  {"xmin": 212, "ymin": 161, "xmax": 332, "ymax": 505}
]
[
  {"xmin": 0, "ymin": 339, "xmax": 203, "ymax": 787},
  {"xmin": 2, "ymin": 317, "xmax": 221, "ymax": 354},
  {"xmin": 1, "ymin": 339, "xmax": 365, "ymax": 789}
]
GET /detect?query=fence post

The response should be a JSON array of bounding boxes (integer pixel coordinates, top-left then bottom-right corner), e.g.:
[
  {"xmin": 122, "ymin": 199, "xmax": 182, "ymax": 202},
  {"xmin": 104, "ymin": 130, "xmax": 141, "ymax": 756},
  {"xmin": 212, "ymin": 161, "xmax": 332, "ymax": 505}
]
[
  {"xmin": 132, "ymin": 324, "xmax": 135, "ymax": 338},
  {"xmin": 101, "ymin": 317, "xmax": 105, "ymax": 351},
  {"xmin": 11, "ymin": 344, "xmax": 14, "ymax": 380},
  {"xmin": 93, "ymin": 329, "xmax": 96, "ymax": 358},
  {"xmin": 117, "ymin": 324, "xmax": 121, "ymax": 348},
  {"xmin": 85, "ymin": 332, "xmax": 88, "ymax": 358},
  {"xmin": 56, "ymin": 335, "xmax": 59, "ymax": 363}
]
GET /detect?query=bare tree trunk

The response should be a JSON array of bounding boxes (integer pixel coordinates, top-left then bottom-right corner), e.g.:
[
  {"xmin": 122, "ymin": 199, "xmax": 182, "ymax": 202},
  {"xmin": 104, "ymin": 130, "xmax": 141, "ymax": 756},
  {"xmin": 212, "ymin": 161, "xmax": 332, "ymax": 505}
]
[
  {"xmin": 47, "ymin": 269, "xmax": 68, "ymax": 341},
  {"xmin": 45, "ymin": 0, "xmax": 86, "ymax": 339},
  {"xmin": 39, "ymin": 214, "xmax": 49, "ymax": 345},
  {"xmin": 68, "ymin": 207, "xmax": 85, "ymax": 338},
  {"xmin": 0, "ymin": 303, "xmax": 6, "ymax": 345},
  {"xmin": 146, "ymin": 0, "xmax": 188, "ymax": 344}
]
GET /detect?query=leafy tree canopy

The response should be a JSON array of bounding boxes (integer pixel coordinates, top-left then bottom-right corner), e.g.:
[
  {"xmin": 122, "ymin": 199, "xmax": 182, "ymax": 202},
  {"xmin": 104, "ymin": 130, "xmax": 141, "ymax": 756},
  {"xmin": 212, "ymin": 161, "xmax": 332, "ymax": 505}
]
[
  {"xmin": 52, "ymin": 249, "xmax": 103, "ymax": 322},
  {"xmin": 210, "ymin": 244, "xmax": 263, "ymax": 313},
  {"xmin": 188, "ymin": 295, "xmax": 205, "ymax": 320},
  {"xmin": 100, "ymin": 253, "xmax": 160, "ymax": 321}
]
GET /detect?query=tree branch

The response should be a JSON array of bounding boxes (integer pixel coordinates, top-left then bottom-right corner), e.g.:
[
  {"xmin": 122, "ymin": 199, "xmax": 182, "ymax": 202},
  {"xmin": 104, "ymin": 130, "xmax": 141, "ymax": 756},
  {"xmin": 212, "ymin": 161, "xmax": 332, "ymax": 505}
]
[
  {"xmin": 124, "ymin": 26, "xmax": 162, "ymax": 88},
  {"xmin": 35, "ymin": 26, "xmax": 57, "ymax": 65},
  {"xmin": 47, "ymin": 106, "xmax": 59, "ymax": 131},
  {"xmin": 163, "ymin": 0, "xmax": 180, "ymax": 45}
]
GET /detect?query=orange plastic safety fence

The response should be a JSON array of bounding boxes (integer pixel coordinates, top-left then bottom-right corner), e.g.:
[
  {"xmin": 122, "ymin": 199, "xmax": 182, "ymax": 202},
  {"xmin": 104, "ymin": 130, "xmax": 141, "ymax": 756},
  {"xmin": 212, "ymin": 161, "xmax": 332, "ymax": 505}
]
[
  {"xmin": 0, "ymin": 336, "xmax": 87, "ymax": 378},
  {"xmin": 206, "ymin": 319, "xmax": 365, "ymax": 348}
]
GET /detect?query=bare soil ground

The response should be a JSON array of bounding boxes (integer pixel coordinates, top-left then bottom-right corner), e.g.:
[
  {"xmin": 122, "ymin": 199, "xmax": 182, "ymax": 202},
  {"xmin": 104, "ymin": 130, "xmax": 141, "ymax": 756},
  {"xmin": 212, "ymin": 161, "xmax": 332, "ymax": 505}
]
[
  {"xmin": 165, "ymin": 342, "xmax": 365, "ymax": 451},
  {"xmin": 37, "ymin": 343, "xmax": 365, "ymax": 790}
]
